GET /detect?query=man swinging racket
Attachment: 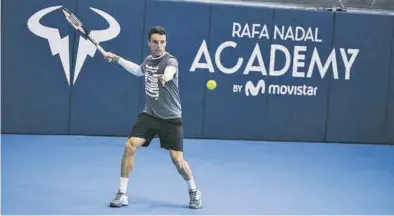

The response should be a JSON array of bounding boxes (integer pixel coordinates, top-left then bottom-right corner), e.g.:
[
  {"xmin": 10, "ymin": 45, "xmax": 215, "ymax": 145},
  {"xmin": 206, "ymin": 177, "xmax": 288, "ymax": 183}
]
[{"xmin": 104, "ymin": 26, "xmax": 202, "ymax": 209}]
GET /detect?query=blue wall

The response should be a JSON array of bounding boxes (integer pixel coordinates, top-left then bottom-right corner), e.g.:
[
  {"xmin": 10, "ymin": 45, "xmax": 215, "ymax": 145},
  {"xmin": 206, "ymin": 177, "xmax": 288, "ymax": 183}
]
[
  {"xmin": 325, "ymin": 12, "xmax": 394, "ymax": 144},
  {"xmin": 2, "ymin": 0, "xmax": 393, "ymax": 144},
  {"xmin": 387, "ymin": 34, "xmax": 394, "ymax": 144}
]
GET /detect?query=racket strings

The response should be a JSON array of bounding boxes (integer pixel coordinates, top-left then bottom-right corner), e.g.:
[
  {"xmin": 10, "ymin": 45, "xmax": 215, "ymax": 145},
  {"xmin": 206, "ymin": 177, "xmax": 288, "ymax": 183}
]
[{"xmin": 68, "ymin": 15, "xmax": 81, "ymax": 27}]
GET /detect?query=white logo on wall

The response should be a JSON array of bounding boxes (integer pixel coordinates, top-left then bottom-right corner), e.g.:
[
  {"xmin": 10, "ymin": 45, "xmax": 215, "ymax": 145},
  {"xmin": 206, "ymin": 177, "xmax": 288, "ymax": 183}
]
[
  {"xmin": 240, "ymin": 79, "xmax": 318, "ymax": 96},
  {"xmin": 190, "ymin": 22, "xmax": 360, "ymax": 97},
  {"xmin": 245, "ymin": 79, "xmax": 265, "ymax": 96},
  {"xmin": 27, "ymin": 6, "xmax": 120, "ymax": 86}
]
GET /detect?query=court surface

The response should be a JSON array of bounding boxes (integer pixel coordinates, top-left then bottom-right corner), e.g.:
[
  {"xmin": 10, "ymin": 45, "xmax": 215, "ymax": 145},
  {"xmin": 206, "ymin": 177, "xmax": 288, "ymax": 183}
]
[{"xmin": 2, "ymin": 134, "xmax": 394, "ymax": 215}]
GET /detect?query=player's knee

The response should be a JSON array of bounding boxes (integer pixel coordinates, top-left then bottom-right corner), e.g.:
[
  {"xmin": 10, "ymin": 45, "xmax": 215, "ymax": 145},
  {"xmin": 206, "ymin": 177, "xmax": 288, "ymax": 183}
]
[
  {"xmin": 125, "ymin": 138, "xmax": 138, "ymax": 154},
  {"xmin": 169, "ymin": 150, "xmax": 183, "ymax": 161}
]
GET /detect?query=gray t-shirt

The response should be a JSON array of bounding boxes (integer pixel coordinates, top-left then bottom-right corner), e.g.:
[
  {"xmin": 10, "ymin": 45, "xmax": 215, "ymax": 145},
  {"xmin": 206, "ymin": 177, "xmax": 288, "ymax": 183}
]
[{"xmin": 140, "ymin": 52, "xmax": 182, "ymax": 119}]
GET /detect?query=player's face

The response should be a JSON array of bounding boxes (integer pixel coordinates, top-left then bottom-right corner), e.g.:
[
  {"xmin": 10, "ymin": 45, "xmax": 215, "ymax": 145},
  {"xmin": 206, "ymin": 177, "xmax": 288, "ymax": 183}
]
[{"xmin": 148, "ymin": 33, "xmax": 167, "ymax": 57}]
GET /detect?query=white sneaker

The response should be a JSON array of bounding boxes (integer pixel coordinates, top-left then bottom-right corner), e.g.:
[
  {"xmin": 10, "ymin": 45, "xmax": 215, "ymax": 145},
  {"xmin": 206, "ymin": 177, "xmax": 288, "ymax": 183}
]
[
  {"xmin": 189, "ymin": 189, "xmax": 202, "ymax": 209},
  {"xmin": 109, "ymin": 191, "xmax": 128, "ymax": 207}
]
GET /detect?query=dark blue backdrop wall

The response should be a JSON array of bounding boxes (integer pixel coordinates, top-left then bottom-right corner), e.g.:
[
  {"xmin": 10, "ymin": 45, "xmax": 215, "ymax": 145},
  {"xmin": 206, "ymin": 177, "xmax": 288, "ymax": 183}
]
[{"xmin": 2, "ymin": 0, "xmax": 394, "ymax": 144}]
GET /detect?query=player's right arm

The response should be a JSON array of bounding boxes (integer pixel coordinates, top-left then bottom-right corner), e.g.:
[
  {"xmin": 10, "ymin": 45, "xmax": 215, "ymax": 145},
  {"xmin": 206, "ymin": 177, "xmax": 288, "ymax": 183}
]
[{"xmin": 104, "ymin": 52, "xmax": 144, "ymax": 77}]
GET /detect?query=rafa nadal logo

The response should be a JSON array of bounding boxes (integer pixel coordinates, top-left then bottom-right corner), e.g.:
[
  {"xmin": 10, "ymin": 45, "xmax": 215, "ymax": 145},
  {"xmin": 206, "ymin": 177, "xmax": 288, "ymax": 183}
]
[{"xmin": 27, "ymin": 6, "xmax": 120, "ymax": 86}]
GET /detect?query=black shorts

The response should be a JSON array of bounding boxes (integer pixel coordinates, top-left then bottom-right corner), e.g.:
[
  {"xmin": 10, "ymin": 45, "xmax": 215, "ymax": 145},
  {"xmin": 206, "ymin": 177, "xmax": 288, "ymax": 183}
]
[{"xmin": 129, "ymin": 112, "xmax": 183, "ymax": 151}]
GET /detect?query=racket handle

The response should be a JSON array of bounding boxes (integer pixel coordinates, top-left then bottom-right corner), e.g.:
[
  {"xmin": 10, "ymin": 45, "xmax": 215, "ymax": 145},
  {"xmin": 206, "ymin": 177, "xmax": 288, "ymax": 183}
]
[
  {"xmin": 97, "ymin": 45, "xmax": 106, "ymax": 55},
  {"xmin": 97, "ymin": 45, "xmax": 112, "ymax": 63}
]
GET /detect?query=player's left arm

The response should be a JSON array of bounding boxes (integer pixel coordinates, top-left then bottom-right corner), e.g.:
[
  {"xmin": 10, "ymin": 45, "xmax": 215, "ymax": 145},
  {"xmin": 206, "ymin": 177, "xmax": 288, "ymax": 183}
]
[{"xmin": 160, "ymin": 58, "xmax": 178, "ymax": 85}]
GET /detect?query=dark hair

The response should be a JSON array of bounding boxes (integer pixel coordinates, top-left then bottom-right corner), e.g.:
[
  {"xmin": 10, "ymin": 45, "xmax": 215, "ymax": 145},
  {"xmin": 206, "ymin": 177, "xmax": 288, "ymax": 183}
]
[{"xmin": 148, "ymin": 26, "xmax": 166, "ymax": 40}]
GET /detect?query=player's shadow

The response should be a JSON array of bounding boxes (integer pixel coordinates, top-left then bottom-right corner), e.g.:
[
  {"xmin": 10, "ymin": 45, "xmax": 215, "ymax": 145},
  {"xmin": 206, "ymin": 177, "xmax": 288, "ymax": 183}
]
[
  {"xmin": 106, "ymin": 196, "xmax": 190, "ymax": 210},
  {"xmin": 133, "ymin": 196, "xmax": 189, "ymax": 209}
]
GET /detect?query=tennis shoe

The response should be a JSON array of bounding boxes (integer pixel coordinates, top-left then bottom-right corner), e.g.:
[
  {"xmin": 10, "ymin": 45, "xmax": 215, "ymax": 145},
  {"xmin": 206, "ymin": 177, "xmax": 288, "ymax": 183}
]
[
  {"xmin": 109, "ymin": 191, "xmax": 128, "ymax": 207},
  {"xmin": 189, "ymin": 189, "xmax": 202, "ymax": 209}
]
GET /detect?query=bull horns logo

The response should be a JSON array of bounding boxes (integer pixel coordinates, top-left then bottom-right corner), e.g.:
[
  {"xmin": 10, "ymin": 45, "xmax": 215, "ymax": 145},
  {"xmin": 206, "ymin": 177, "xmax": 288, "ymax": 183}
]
[{"xmin": 27, "ymin": 5, "xmax": 120, "ymax": 85}]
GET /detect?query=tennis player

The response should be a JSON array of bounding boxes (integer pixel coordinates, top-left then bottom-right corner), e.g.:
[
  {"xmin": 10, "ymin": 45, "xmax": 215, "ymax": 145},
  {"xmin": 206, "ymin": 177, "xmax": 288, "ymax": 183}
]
[{"xmin": 104, "ymin": 26, "xmax": 202, "ymax": 209}]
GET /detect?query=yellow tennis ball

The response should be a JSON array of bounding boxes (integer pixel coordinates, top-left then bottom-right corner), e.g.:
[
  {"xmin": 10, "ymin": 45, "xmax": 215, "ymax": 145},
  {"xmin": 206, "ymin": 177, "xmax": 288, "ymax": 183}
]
[{"xmin": 206, "ymin": 80, "xmax": 217, "ymax": 90}]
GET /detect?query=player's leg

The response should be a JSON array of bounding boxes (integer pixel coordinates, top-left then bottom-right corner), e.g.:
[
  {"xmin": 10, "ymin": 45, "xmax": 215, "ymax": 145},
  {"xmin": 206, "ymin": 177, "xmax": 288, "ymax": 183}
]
[
  {"xmin": 120, "ymin": 137, "xmax": 146, "ymax": 191},
  {"xmin": 110, "ymin": 113, "xmax": 157, "ymax": 207},
  {"xmin": 110, "ymin": 137, "xmax": 147, "ymax": 207},
  {"xmin": 169, "ymin": 150, "xmax": 195, "ymax": 188},
  {"xmin": 169, "ymin": 150, "xmax": 202, "ymax": 209},
  {"xmin": 158, "ymin": 118, "xmax": 202, "ymax": 209}
]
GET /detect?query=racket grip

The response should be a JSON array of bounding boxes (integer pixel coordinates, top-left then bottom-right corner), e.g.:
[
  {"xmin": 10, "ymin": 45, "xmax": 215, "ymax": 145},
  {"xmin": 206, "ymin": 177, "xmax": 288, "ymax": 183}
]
[
  {"xmin": 97, "ymin": 45, "xmax": 106, "ymax": 55},
  {"xmin": 97, "ymin": 45, "xmax": 112, "ymax": 62}
]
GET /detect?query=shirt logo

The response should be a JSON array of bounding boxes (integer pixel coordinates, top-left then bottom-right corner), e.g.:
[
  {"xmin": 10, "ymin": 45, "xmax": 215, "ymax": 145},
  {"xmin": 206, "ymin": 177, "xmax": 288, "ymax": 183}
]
[{"xmin": 145, "ymin": 65, "xmax": 160, "ymax": 99}]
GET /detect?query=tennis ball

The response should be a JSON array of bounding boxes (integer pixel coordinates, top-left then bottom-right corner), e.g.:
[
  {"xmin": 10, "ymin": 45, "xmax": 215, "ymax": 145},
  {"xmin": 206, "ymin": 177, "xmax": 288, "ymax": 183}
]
[{"xmin": 206, "ymin": 80, "xmax": 217, "ymax": 90}]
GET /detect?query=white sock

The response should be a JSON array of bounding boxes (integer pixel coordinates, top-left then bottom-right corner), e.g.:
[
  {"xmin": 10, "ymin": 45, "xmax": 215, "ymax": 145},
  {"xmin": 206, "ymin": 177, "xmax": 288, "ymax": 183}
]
[
  {"xmin": 120, "ymin": 177, "xmax": 129, "ymax": 194},
  {"xmin": 187, "ymin": 178, "xmax": 197, "ymax": 191}
]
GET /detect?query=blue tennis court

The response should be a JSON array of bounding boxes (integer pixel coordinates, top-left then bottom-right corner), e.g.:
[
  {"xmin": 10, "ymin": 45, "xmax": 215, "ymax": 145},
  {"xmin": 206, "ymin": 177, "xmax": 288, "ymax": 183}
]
[{"xmin": 2, "ymin": 134, "xmax": 393, "ymax": 215}]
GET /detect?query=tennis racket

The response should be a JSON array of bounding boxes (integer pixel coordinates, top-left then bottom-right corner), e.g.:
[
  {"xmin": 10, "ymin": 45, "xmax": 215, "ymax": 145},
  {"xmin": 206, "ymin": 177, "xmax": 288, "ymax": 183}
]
[{"xmin": 61, "ymin": 7, "xmax": 110, "ymax": 60}]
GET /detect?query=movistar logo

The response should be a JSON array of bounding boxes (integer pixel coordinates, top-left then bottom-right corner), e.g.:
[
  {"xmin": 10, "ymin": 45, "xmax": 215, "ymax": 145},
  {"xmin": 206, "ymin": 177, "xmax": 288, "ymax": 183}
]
[
  {"xmin": 27, "ymin": 6, "xmax": 120, "ymax": 86},
  {"xmin": 245, "ymin": 79, "xmax": 266, "ymax": 96}
]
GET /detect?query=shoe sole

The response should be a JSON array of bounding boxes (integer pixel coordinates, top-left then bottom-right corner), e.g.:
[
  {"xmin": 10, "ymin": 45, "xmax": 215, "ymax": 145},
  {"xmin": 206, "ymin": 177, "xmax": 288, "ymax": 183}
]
[
  {"xmin": 109, "ymin": 203, "xmax": 128, "ymax": 208},
  {"xmin": 189, "ymin": 203, "xmax": 202, "ymax": 209}
]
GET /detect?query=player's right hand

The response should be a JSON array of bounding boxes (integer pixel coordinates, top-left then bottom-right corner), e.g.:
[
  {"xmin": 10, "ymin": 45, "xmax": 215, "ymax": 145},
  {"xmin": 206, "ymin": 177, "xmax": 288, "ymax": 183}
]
[{"xmin": 104, "ymin": 52, "xmax": 120, "ymax": 62}]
